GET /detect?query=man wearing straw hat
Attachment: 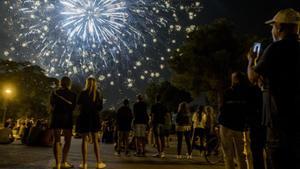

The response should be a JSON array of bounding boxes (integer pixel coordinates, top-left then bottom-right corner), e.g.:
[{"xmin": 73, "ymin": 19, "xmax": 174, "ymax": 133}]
[{"xmin": 247, "ymin": 8, "xmax": 300, "ymax": 169}]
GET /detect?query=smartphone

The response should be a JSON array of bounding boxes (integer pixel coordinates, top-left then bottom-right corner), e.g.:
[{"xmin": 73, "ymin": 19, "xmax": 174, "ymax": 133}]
[{"xmin": 253, "ymin": 42, "xmax": 261, "ymax": 56}]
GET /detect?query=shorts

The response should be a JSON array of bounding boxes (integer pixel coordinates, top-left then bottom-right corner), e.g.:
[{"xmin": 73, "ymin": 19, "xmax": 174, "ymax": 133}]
[
  {"xmin": 135, "ymin": 124, "xmax": 147, "ymax": 137},
  {"xmin": 118, "ymin": 131, "xmax": 130, "ymax": 140},
  {"xmin": 164, "ymin": 125, "xmax": 172, "ymax": 137},
  {"xmin": 153, "ymin": 124, "xmax": 165, "ymax": 137}
]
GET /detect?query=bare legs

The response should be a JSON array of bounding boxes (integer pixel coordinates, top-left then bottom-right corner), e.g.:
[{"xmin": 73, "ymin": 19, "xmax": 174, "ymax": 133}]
[
  {"xmin": 81, "ymin": 132, "xmax": 104, "ymax": 168},
  {"xmin": 92, "ymin": 133, "xmax": 101, "ymax": 163},
  {"xmin": 81, "ymin": 134, "xmax": 89, "ymax": 166},
  {"xmin": 53, "ymin": 130, "xmax": 62, "ymax": 169},
  {"xmin": 53, "ymin": 129, "xmax": 72, "ymax": 169},
  {"xmin": 62, "ymin": 130, "xmax": 72, "ymax": 164},
  {"xmin": 155, "ymin": 135, "xmax": 165, "ymax": 155},
  {"xmin": 136, "ymin": 137, "xmax": 146, "ymax": 155}
]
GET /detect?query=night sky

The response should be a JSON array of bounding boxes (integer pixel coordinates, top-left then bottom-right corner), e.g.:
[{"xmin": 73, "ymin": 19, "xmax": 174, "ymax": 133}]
[
  {"xmin": 1, "ymin": 0, "xmax": 299, "ymax": 54},
  {"xmin": 200, "ymin": 0, "xmax": 300, "ymax": 35}
]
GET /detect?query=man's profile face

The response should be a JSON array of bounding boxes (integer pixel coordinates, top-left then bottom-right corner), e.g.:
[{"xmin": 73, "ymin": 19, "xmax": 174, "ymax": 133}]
[{"xmin": 271, "ymin": 23, "xmax": 280, "ymax": 42}]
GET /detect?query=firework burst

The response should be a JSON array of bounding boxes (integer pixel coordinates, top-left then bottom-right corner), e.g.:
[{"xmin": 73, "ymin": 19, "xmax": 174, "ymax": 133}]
[{"xmin": 2, "ymin": 0, "xmax": 202, "ymax": 88}]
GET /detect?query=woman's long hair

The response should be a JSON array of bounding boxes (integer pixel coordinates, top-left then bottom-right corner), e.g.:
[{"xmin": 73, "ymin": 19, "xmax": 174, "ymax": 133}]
[
  {"xmin": 178, "ymin": 102, "xmax": 189, "ymax": 114},
  {"xmin": 84, "ymin": 77, "xmax": 98, "ymax": 102}
]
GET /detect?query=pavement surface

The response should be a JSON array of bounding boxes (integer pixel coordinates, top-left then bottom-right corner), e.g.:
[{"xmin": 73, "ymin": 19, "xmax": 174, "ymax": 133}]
[{"xmin": 0, "ymin": 136, "xmax": 224, "ymax": 169}]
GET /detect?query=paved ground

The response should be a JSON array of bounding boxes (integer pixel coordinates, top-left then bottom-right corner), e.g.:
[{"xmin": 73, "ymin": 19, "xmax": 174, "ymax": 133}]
[{"xmin": 0, "ymin": 136, "xmax": 224, "ymax": 169}]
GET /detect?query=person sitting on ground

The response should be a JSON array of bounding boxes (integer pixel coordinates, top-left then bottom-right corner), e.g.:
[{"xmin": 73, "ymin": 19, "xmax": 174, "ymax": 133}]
[
  {"xmin": 0, "ymin": 122, "xmax": 14, "ymax": 144},
  {"xmin": 39, "ymin": 120, "xmax": 53, "ymax": 147},
  {"xmin": 26, "ymin": 120, "xmax": 44, "ymax": 146},
  {"xmin": 17, "ymin": 120, "xmax": 26, "ymax": 140},
  {"xmin": 21, "ymin": 121, "xmax": 33, "ymax": 144}
]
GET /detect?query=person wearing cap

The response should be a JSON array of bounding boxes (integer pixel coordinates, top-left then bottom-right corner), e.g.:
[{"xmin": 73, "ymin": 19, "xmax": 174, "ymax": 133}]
[{"xmin": 247, "ymin": 8, "xmax": 300, "ymax": 169}]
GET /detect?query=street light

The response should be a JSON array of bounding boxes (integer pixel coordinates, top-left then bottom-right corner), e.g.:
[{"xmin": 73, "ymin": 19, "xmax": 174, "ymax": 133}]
[
  {"xmin": 2, "ymin": 86, "xmax": 14, "ymax": 127},
  {"xmin": 4, "ymin": 89, "xmax": 12, "ymax": 95}
]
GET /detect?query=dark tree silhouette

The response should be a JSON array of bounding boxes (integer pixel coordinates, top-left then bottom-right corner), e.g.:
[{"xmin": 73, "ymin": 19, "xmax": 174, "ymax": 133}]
[
  {"xmin": 0, "ymin": 59, "xmax": 57, "ymax": 119},
  {"xmin": 145, "ymin": 81, "xmax": 192, "ymax": 112},
  {"xmin": 168, "ymin": 19, "xmax": 253, "ymax": 106}
]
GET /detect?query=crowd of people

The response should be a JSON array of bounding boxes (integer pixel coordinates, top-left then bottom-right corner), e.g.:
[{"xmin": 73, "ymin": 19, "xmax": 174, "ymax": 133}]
[
  {"xmin": 113, "ymin": 94, "xmax": 216, "ymax": 159},
  {"xmin": 47, "ymin": 75, "xmax": 217, "ymax": 169},
  {"xmin": 0, "ymin": 8, "xmax": 299, "ymax": 169},
  {"xmin": 0, "ymin": 118, "xmax": 52, "ymax": 146}
]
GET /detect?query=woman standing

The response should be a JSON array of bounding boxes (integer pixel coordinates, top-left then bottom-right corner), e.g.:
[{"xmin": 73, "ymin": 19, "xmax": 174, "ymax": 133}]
[
  {"xmin": 76, "ymin": 77, "xmax": 106, "ymax": 169},
  {"xmin": 50, "ymin": 76, "xmax": 77, "ymax": 169},
  {"xmin": 176, "ymin": 102, "xmax": 192, "ymax": 159},
  {"xmin": 192, "ymin": 105, "xmax": 207, "ymax": 156}
]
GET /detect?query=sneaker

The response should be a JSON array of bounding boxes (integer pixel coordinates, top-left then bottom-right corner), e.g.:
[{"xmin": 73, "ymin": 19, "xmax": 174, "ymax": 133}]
[
  {"xmin": 186, "ymin": 153, "xmax": 192, "ymax": 159},
  {"xmin": 114, "ymin": 152, "xmax": 121, "ymax": 156},
  {"xmin": 61, "ymin": 162, "xmax": 74, "ymax": 168},
  {"xmin": 152, "ymin": 153, "xmax": 160, "ymax": 157},
  {"xmin": 160, "ymin": 152, "xmax": 166, "ymax": 158},
  {"xmin": 96, "ymin": 162, "xmax": 106, "ymax": 169},
  {"xmin": 176, "ymin": 155, "xmax": 182, "ymax": 159},
  {"xmin": 79, "ymin": 163, "xmax": 87, "ymax": 169}
]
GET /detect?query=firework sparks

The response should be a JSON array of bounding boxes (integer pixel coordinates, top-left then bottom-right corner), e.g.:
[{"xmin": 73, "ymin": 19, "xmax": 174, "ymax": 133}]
[{"xmin": 2, "ymin": 0, "xmax": 203, "ymax": 88}]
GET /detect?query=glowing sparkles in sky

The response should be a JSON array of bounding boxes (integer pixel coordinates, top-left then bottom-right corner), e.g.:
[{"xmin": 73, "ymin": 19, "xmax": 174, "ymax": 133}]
[{"xmin": 2, "ymin": 0, "xmax": 202, "ymax": 90}]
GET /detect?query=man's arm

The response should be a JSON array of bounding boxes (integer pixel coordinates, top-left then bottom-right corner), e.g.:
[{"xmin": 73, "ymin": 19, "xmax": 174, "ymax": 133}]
[
  {"xmin": 247, "ymin": 50, "xmax": 260, "ymax": 84},
  {"xmin": 247, "ymin": 45, "xmax": 273, "ymax": 88}
]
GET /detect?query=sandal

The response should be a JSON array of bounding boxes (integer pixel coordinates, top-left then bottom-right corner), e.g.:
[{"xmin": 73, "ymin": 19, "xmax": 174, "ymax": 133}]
[{"xmin": 61, "ymin": 162, "xmax": 74, "ymax": 168}]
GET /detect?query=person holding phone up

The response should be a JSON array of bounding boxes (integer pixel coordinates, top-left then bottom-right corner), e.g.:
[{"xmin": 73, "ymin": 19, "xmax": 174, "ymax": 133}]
[{"xmin": 247, "ymin": 8, "xmax": 300, "ymax": 169}]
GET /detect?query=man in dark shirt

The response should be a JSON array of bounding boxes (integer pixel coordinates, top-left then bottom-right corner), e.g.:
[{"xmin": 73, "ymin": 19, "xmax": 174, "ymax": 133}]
[
  {"xmin": 115, "ymin": 99, "xmax": 133, "ymax": 156},
  {"xmin": 151, "ymin": 95, "xmax": 167, "ymax": 158},
  {"xmin": 247, "ymin": 85, "xmax": 266, "ymax": 169},
  {"xmin": 219, "ymin": 72, "xmax": 250, "ymax": 169},
  {"xmin": 50, "ymin": 76, "xmax": 76, "ymax": 169},
  {"xmin": 133, "ymin": 94, "xmax": 149, "ymax": 156},
  {"xmin": 247, "ymin": 8, "xmax": 300, "ymax": 169}
]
